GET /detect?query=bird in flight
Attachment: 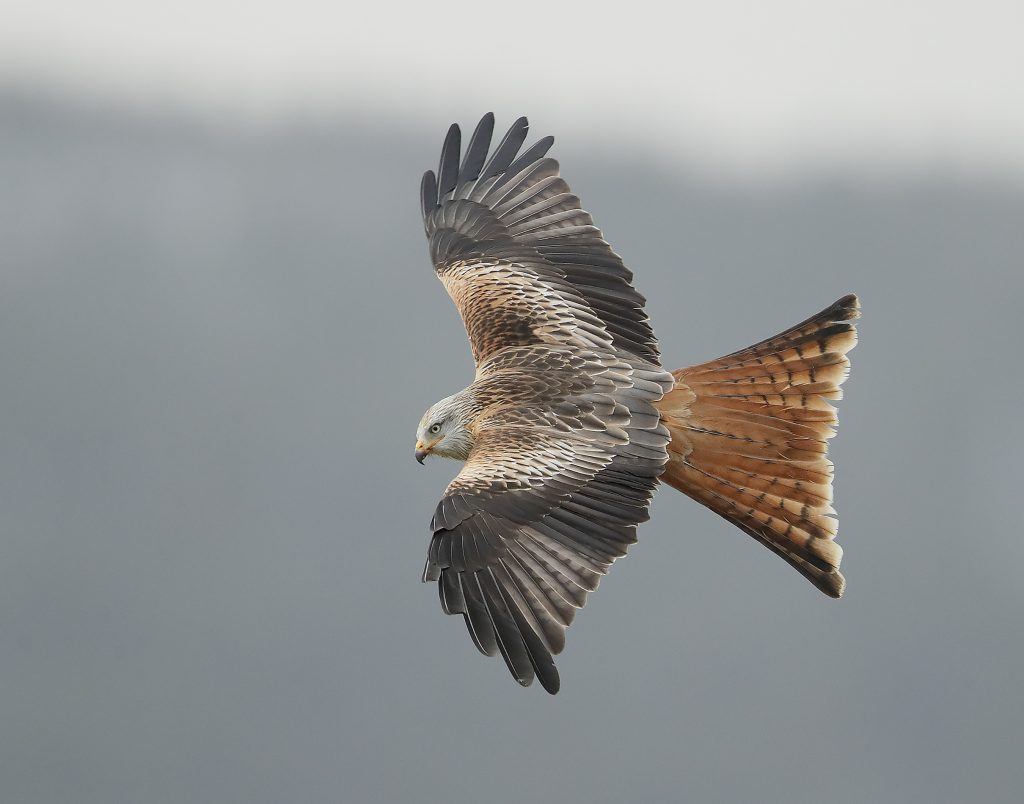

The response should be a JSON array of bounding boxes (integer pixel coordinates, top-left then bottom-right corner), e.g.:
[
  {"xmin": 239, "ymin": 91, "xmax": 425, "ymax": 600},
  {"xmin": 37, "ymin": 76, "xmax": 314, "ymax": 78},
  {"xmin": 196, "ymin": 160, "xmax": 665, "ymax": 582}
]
[{"xmin": 415, "ymin": 114, "xmax": 859, "ymax": 694}]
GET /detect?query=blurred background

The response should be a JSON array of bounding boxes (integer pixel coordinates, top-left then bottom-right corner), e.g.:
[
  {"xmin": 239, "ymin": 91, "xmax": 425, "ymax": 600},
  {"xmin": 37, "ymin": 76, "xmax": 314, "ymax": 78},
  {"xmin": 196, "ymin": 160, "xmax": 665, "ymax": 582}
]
[{"xmin": 2, "ymin": 2, "xmax": 1022, "ymax": 802}]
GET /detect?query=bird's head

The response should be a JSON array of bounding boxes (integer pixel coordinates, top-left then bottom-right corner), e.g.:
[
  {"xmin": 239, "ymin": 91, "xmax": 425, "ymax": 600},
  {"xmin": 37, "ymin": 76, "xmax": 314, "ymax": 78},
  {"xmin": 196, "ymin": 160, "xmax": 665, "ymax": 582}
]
[{"xmin": 415, "ymin": 394, "xmax": 475, "ymax": 464}]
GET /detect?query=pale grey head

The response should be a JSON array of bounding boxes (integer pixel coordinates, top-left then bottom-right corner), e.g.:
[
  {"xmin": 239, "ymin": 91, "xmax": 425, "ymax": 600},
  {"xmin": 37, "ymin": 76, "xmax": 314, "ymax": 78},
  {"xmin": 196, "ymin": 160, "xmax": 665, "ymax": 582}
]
[{"xmin": 414, "ymin": 391, "xmax": 477, "ymax": 464}]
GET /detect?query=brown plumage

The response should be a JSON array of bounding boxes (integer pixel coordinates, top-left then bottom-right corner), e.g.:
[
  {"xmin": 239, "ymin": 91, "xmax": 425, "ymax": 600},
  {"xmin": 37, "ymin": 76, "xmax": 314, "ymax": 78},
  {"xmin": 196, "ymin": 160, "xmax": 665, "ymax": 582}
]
[
  {"xmin": 415, "ymin": 114, "xmax": 860, "ymax": 694},
  {"xmin": 658, "ymin": 295, "xmax": 859, "ymax": 598}
]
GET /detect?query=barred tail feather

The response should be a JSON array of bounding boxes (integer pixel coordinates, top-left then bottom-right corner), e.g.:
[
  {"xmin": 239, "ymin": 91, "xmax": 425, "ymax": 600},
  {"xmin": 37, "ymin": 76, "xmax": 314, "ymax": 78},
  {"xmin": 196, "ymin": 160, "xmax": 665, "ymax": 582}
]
[{"xmin": 656, "ymin": 294, "xmax": 860, "ymax": 597}]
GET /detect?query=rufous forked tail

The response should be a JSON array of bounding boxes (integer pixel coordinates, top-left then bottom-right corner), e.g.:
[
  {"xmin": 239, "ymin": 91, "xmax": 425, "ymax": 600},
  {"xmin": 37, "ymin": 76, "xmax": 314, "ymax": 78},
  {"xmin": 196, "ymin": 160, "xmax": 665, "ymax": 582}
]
[{"xmin": 655, "ymin": 294, "xmax": 860, "ymax": 597}]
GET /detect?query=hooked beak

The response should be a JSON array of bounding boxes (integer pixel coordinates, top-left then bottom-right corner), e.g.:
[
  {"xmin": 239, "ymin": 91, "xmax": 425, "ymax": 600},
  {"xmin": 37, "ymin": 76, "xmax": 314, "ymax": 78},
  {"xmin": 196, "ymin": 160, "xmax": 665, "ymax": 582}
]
[{"xmin": 414, "ymin": 442, "xmax": 431, "ymax": 464}]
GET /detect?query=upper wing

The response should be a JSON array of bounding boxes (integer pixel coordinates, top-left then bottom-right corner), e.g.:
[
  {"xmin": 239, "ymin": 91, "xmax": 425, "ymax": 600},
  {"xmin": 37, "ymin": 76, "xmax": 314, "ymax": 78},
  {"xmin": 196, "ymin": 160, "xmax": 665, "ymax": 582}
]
[
  {"xmin": 420, "ymin": 113, "xmax": 660, "ymax": 366},
  {"xmin": 423, "ymin": 346, "xmax": 673, "ymax": 694}
]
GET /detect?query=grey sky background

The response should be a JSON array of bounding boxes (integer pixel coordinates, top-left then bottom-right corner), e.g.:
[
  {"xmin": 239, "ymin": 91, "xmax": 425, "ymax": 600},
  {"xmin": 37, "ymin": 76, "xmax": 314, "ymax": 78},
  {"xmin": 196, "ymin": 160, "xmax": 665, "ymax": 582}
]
[
  {"xmin": 3, "ymin": 5, "xmax": 1023, "ymax": 803},
  {"xmin": 4, "ymin": 0, "xmax": 1024, "ymax": 177}
]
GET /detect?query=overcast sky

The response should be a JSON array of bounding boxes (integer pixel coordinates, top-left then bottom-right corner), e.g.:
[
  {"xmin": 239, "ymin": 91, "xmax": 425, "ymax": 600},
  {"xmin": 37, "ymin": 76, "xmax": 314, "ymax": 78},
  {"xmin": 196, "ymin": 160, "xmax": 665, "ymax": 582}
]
[
  {"xmin": 4, "ymin": 0, "xmax": 1023, "ymax": 177},
  {"xmin": 3, "ymin": 6, "xmax": 1023, "ymax": 802},
  {"xmin": 3, "ymin": 89, "xmax": 1024, "ymax": 804}
]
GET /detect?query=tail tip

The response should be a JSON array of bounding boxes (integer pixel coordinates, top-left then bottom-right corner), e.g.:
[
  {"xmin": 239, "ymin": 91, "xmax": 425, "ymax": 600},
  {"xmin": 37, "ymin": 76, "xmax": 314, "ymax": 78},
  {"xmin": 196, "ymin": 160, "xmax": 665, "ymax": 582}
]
[
  {"xmin": 821, "ymin": 571, "xmax": 846, "ymax": 599},
  {"xmin": 833, "ymin": 293, "xmax": 861, "ymax": 321}
]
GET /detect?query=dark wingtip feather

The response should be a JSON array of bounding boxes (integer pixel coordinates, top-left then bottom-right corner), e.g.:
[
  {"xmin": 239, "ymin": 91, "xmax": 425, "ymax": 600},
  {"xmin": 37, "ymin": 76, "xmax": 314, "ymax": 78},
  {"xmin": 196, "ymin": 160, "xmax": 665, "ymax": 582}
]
[
  {"xmin": 422, "ymin": 560, "xmax": 440, "ymax": 583},
  {"xmin": 497, "ymin": 579, "xmax": 561, "ymax": 694},
  {"xmin": 479, "ymin": 116, "xmax": 529, "ymax": 181},
  {"xmin": 478, "ymin": 571, "xmax": 536, "ymax": 689},
  {"xmin": 420, "ymin": 170, "xmax": 438, "ymax": 221},
  {"xmin": 439, "ymin": 569, "xmax": 465, "ymax": 614},
  {"xmin": 458, "ymin": 113, "xmax": 495, "ymax": 185},
  {"xmin": 460, "ymin": 573, "xmax": 498, "ymax": 657},
  {"xmin": 504, "ymin": 135, "xmax": 555, "ymax": 178},
  {"xmin": 437, "ymin": 123, "xmax": 462, "ymax": 201}
]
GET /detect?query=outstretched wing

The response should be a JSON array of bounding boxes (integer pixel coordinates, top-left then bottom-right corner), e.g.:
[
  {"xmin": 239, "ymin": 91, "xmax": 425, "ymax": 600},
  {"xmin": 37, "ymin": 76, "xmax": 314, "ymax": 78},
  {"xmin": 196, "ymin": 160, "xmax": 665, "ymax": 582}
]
[
  {"xmin": 418, "ymin": 115, "xmax": 675, "ymax": 693},
  {"xmin": 420, "ymin": 113, "xmax": 660, "ymax": 366},
  {"xmin": 423, "ymin": 345, "xmax": 673, "ymax": 694}
]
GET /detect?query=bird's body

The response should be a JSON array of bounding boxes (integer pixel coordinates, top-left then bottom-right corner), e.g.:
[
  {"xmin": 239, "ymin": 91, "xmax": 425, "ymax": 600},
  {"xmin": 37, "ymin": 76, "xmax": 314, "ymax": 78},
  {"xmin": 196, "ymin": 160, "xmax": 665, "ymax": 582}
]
[{"xmin": 415, "ymin": 114, "xmax": 859, "ymax": 694}]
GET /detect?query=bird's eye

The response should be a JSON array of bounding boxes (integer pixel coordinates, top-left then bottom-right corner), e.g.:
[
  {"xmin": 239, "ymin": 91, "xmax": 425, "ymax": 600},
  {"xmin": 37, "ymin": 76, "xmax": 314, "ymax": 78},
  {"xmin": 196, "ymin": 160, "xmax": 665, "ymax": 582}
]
[{"xmin": 429, "ymin": 423, "xmax": 442, "ymax": 434}]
